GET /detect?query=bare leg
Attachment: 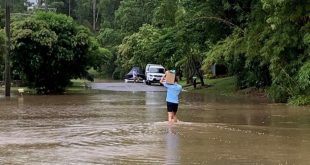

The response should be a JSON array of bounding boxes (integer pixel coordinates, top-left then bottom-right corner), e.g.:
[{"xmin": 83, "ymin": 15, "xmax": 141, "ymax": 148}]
[
  {"xmin": 172, "ymin": 112, "xmax": 178, "ymax": 123},
  {"xmin": 168, "ymin": 112, "xmax": 174, "ymax": 124}
]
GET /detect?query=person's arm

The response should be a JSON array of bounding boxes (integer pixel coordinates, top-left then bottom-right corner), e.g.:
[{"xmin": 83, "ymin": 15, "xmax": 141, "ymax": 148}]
[{"xmin": 160, "ymin": 74, "xmax": 166, "ymax": 84}]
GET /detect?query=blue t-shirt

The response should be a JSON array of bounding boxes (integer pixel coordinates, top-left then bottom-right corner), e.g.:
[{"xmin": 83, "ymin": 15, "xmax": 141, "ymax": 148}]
[{"xmin": 163, "ymin": 82, "xmax": 182, "ymax": 104}]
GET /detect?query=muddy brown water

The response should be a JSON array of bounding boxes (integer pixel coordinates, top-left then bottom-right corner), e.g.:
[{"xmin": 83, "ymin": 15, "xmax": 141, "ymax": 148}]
[{"xmin": 0, "ymin": 90, "xmax": 310, "ymax": 164}]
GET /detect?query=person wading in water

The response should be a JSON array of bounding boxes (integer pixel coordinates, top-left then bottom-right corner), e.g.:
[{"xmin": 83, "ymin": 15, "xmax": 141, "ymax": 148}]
[{"xmin": 160, "ymin": 73, "xmax": 182, "ymax": 124}]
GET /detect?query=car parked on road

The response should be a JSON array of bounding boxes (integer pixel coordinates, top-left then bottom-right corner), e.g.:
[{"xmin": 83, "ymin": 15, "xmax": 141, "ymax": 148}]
[{"xmin": 145, "ymin": 64, "xmax": 165, "ymax": 85}]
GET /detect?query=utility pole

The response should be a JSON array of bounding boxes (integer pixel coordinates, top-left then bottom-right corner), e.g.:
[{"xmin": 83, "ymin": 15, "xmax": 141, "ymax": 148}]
[{"xmin": 4, "ymin": 0, "xmax": 11, "ymax": 97}]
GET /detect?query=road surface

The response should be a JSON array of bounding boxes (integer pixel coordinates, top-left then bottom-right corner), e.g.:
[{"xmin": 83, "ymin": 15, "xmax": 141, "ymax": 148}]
[{"xmin": 90, "ymin": 82, "xmax": 166, "ymax": 92}]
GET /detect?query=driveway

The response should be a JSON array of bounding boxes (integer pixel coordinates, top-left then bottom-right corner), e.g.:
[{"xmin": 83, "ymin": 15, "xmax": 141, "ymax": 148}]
[{"xmin": 90, "ymin": 82, "xmax": 166, "ymax": 92}]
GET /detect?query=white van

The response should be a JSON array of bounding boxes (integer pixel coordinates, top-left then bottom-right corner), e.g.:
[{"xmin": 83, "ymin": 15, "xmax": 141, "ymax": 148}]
[{"xmin": 145, "ymin": 64, "xmax": 165, "ymax": 85}]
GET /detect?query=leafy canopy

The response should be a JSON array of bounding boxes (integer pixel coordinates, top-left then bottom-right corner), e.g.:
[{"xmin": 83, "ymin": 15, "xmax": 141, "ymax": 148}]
[{"xmin": 11, "ymin": 12, "xmax": 94, "ymax": 94}]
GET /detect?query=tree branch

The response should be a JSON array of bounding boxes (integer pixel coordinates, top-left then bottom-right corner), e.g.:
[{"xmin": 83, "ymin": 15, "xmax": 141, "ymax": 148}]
[{"xmin": 196, "ymin": 16, "xmax": 245, "ymax": 33}]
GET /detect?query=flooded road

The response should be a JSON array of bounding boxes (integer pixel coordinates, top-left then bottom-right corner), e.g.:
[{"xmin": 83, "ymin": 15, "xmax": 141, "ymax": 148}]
[{"xmin": 0, "ymin": 90, "xmax": 310, "ymax": 164}]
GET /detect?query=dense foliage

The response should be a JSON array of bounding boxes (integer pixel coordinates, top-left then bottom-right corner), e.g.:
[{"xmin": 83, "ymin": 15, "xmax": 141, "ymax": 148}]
[
  {"xmin": 10, "ymin": 12, "xmax": 96, "ymax": 94},
  {"xmin": 203, "ymin": 0, "xmax": 309, "ymax": 104}
]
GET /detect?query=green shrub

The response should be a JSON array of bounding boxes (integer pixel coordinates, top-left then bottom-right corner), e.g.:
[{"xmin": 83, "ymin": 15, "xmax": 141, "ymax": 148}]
[
  {"xmin": 11, "ymin": 12, "xmax": 94, "ymax": 94},
  {"xmin": 267, "ymin": 85, "xmax": 289, "ymax": 103},
  {"xmin": 289, "ymin": 95, "xmax": 310, "ymax": 106}
]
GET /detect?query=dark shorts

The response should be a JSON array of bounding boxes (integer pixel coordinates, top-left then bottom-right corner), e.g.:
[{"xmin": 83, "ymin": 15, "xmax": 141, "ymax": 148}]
[{"xmin": 167, "ymin": 102, "xmax": 178, "ymax": 113}]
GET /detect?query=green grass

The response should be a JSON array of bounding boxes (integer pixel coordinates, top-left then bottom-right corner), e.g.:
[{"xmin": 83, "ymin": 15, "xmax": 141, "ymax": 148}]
[
  {"xmin": 205, "ymin": 76, "xmax": 237, "ymax": 95},
  {"xmin": 0, "ymin": 86, "xmax": 35, "ymax": 95},
  {"xmin": 182, "ymin": 76, "xmax": 237, "ymax": 96},
  {"xmin": 69, "ymin": 79, "xmax": 90, "ymax": 87},
  {"xmin": 0, "ymin": 79, "xmax": 92, "ymax": 95},
  {"xmin": 65, "ymin": 79, "xmax": 92, "ymax": 94}
]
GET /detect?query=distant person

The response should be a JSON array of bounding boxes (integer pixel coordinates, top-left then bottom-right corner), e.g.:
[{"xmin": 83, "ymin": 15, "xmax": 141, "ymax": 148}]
[
  {"xmin": 160, "ymin": 73, "xmax": 182, "ymax": 124},
  {"xmin": 132, "ymin": 69, "xmax": 138, "ymax": 83}
]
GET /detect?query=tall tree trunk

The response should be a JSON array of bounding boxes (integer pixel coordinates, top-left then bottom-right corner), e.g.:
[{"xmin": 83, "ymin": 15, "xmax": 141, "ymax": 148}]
[
  {"xmin": 38, "ymin": 0, "xmax": 43, "ymax": 7},
  {"xmin": 44, "ymin": 0, "xmax": 48, "ymax": 11},
  {"xmin": 4, "ymin": 0, "xmax": 11, "ymax": 97},
  {"xmin": 95, "ymin": 5, "xmax": 100, "ymax": 27},
  {"xmin": 92, "ymin": 0, "xmax": 96, "ymax": 31},
  {"xmin": 197, "ymin": 69, "xmax": 205, "ymax": 86}
]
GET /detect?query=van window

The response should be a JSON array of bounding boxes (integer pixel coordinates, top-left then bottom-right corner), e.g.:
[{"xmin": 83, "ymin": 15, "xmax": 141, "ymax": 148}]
[{"xmin": 149, "ymin": 68, "xmax": 165, "ymax": 73}]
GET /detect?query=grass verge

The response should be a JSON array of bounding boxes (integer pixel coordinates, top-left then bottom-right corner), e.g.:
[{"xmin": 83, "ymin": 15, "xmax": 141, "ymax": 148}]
[
  {"xmin": 181, "ymin": 76, "xmax": 270, "ymax": 102},
  {"xmin": 65, "ymin": 79, "xmax": 92, "ymax": 94},
  {"xmin": 181, "ymin": 76, "xmax": 237, "ymax": 96},
  {"xmin": 0, "ymin": 79, "xmax": 92, "ymax": 95}
]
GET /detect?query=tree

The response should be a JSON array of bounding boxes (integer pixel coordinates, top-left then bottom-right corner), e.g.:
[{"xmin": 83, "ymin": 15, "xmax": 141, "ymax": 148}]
[
  {"xmin": 0, "ymin": 30, "xmax": 5, "ymax": 56},
  {"xmin": 99, "ymin": 0, "xmax": 122, "ymax": 28},
  {"xmin": 0, "ymin": 6, "xmax": 4, "ymax": 28},
  {"xmin": 0, "ymin": 0, "xmax": 28, "ymax": 13},
  {"xmin": 259, "ymin": 0, "xmax": 310, "ymax": 103},
  {"xmin": 0, "ymin": 30, "xmax": 6, "ymax": 80},
  {"xmin": 11, "ymin": 12, "xmax": 94, "ymax": 94},
  {"xmin": 152, "ymin": 0, "xmax": 178, "ymax": 28},
  {"xmin": 73, "ymin": 0, "xmax": 100, "ymax": 30},
  {"xmin": 118, "ymin": 24, "xmax": 162, "ymax": 72},
  {"xmin": 203, "ymin": 0, "xmax": 310, "ymax": 104},
  {"xmin": 87, "ymin": 37, "xmax": 114, "ymax": 78},
  {"xmin": 1, "ymin": 0, "xmax": 30, "ymax": 27},
  {"xmin": 115, "ymin": 0, "xmax": 158, "ymax": 33}
]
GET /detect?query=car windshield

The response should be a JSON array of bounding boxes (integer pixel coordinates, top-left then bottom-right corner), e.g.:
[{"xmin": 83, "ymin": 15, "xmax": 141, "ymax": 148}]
[{"xmin": 149, "ymin": 68, "xmax": 165, "ymax": 73}]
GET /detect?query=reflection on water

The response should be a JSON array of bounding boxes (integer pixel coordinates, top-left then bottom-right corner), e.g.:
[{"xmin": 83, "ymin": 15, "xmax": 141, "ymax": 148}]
[
  {"xmin": 0, "ymin": 91, "xmax": 310, "ymax": 164},
  {"xmin": 165, "ymin": 126, "xmax": 180, "ymax": 164},
  {"xmin": 18, "ymin": 97, "xmax": 24, "ymax": 108}
]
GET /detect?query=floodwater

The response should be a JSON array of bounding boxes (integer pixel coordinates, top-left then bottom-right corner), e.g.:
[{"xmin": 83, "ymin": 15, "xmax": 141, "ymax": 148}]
[{"xmin": 0, "ymin": 90, "xmax": 310, "ymax": 165}]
